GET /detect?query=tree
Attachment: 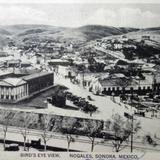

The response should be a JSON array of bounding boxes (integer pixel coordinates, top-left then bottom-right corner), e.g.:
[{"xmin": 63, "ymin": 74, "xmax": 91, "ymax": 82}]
[
  {"xmin": 105, "ymin": 114, "xmax": 141, "ymax": 152},
  {"xmin": 84, "ymin": 120, "xmax": 102, "ymax": 152},
  {"xmin": 61, "ymin": 117, "xmax": 78, "ymax": 151},
  {"xmin": 40, "ymin": 114, "xmax": 55, "ymax": 151},
  {"xmin": 1, "ymin": 110, "xmax": 15, "ymax": 150},
  {"xmin": 19, "ymin": 111, "xmax": 33, "ymax": 151}
]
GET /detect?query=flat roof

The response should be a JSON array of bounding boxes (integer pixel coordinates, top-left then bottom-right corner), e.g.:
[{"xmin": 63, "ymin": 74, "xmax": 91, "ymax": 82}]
[{"xmin": 22, "ymin": 72, "xmax": 53, "ymax": 81}]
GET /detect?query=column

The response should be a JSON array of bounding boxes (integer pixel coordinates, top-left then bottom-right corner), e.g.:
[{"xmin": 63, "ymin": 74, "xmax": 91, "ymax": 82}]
[
  {"xmin": 11, "ymin": 87, "xmax": 13, "ymax": 100},
  {"xmin": 21, "ymin": 86, "xmax": 24, "ymax": 98},
  {"xmin": 19, "ymin": 86, "xmax": 21, "ymax": 99},
  {"xmin": 4, "ymin": 87, "xmax": 6, "ymax": 99},
  {"xmin": 24, "ymin": 84, "xmax": 26, "ymax": 96},
  {"xmin": 13, "ymin": 87, "xmax": 15, "ymax": 100},
  {"xmin": 1, "ymin": 87, "xmax": 4, "ymax": 99},
  {"xmin": 19, "ymin": 86, "xmax": 22, "ymax": 99},
  {"xmin": 26, "ymin": 84, "xmax": 28, "ymax": 96},
  {"xmin": 16, "ymin": 87, "xmax": 18, "ymax": 100},
  {"xmin": 8, "ymin": 87, "xmax": 11, "ymax": 100}
]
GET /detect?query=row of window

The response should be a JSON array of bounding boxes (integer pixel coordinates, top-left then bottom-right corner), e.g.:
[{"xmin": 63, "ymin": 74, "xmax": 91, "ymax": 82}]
[
  {"xmin": 103, "ymin": 86, "xmax": 152, "ymax": 91},
  {"xmin": 28, "ymin": 75, "xmax": 53, "ymax": 94}
]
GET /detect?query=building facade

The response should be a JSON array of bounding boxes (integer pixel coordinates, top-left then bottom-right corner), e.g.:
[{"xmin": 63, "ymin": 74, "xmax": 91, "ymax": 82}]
[
  {"xmin": 22, "ymin": 72, "xmax": 54, "ymax": 96},
  {"xmin": 0, "ymin": 78, "xmax": 28, "ymax": 103},
  {"xmin": 90, "ymin": 78, "xmax": 153, "ymax": 96},
  {"xmin": 0, "ymin": 72, "xmax": 54, "ymax": 103}
]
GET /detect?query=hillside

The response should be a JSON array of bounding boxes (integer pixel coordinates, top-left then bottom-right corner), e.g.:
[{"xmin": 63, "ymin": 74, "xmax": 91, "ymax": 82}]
[
  {"xmin": 0, "ymin": 24, "xmax": 160, "ymax": 49},
  {"xmin": 125, "ymin": 28, "xmax": 160, "ymax": 49},
  {"xmin": 1, "ymin": 24, "xmax": 65, "ymax": 34},
  {"xmin": 0, "ymin": 24, "xmax": 140, "ymax": 45},
  {"xmin": 0, "ymin": 28, "xmax": 11, "ymax": 35},
  {"xmin": 72, "ymin": 25, "xmax": 139, "ymax": 41}
]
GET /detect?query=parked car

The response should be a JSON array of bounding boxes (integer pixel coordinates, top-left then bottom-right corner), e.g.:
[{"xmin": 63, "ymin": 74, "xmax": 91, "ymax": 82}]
[
  {"xmin": 134, "ymin": 110, "xmax": 145, "ymax": 117},
  {"xmin": 5, "ymin": 144, "xmax": 19, "ymax": 151},
  {"xmin": 31, "ymin": 139, "xmax": 41, "ymax": 148},
  {"xmin": 99, "ymin": 131, "xmax": 122, "ymax": 141}
]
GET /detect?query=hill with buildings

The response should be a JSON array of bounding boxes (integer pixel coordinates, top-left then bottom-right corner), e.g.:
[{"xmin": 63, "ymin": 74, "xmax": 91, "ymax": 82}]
[
  {"xmin": 0, "ymin": 24, "xmax": 160, "ymax": 60},
  {"xmin": 0, "ymin": 24, "xmax": 139, "ymax": 45}
]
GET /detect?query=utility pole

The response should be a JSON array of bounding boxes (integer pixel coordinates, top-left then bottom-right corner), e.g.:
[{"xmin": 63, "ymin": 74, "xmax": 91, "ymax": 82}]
[
  {"xmin": 124, "ymin": 110, "xmax": 134, "ymax": 152},
  {"xmin": 82, "ymin": 69, "xmax": 84, "ymax": 88},
  {"xmin": 130, "ymin": 97, "xmax": 134, "ymax": 153},
  {"xmin": 131, "ymin": 114, "xmax": 134, "ymax": 153}
]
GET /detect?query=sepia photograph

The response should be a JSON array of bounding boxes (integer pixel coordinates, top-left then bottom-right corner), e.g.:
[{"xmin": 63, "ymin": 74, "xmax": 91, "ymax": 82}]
[{"xmin": 0, "ymin": 0, "xmax": 159, "ymax": 159}]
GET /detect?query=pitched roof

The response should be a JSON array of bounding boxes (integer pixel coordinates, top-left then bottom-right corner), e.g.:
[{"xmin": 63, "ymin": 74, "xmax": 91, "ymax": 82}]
[
  {"xmin": 99, "ymin": 78, "xmax": 129, "ymax": 87},
  {"xmin": 0, "ymin": 78, "xmax": 26, "ymax": 86},
  {"xmin": 110, "ymin": 73, "xmax": 125, "ymax": 79},
  {"xmin": 99, "ymin": 77, "xmax": 139, "ymax": 88}
]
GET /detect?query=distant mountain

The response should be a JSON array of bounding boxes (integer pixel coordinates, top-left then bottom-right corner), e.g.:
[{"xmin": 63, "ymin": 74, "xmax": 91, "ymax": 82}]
[
  {"xmin": 142, "ymin": 27, "xmax": 160, "ymax": 31},
  {"xmin": 0, "ymin": 28, "xmax": 12, "ymax": 48},
  {"xmin": 125, "ymin": 27, "xmax": 160, "ymax": 48},
  {"xmin": 119, "ymin": 27, "xmax": 139, "ymax": 33},
  {"xmin": 0, "ymin": 28, "xmax": 11, "ymax": 35},
  {"xmin": 1, "ymin": 24, "xmax": 139, "ymax": 41},
  {"xmin": 1, "ymin": 24, "xmax": 65, "ymax": 34},
  {"xmin": 74, "ymin": 25, "xmax": 139, "ymax": 41},
  {"xmin": 0, "ymin": 24, "xmax": 160, "ymax": 47},
  {"xmin": 141, "ymin": 27, "xmax": 160, "ymax": 35}
]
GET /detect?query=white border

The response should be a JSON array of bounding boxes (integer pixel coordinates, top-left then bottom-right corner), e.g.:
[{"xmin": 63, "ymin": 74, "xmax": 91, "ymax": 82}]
[{"xmin": 0, "ymin": 0, "xmax": 160, "ymax": 4}]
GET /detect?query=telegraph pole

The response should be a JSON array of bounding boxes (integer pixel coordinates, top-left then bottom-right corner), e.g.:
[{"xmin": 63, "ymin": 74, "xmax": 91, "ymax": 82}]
[
  {"xmin": 82, "ymin": 69, "xmax": 85, "ymax": 88},
  {"xmin": 124, "ymin": 112, "xmax": 134, "ymax": 153},
  {"xmin": 131, "ymin": 114, "xmax": 134, "ymax": 152}
]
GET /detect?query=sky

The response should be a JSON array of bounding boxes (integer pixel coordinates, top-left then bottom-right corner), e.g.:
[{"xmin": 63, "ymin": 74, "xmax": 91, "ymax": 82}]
[{"xmin": 0, "ymin": 2, "xmax": 160, "ymax": 28}]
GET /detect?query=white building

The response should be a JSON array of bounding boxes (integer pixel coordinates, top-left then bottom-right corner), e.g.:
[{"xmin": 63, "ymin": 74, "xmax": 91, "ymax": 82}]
[{"xmin": 0, "ymin": 78, "xmax": 28, "ymax": 103}]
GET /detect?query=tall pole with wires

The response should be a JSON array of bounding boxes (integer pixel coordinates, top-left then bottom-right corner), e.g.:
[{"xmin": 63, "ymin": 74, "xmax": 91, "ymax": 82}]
[
  {"xmin": 124, "ymin": 111, "xmax": 134, "ymax": 153},
  {"xmin": 131, "ymin": 114, "xmax": 134, "ymax": 153}
]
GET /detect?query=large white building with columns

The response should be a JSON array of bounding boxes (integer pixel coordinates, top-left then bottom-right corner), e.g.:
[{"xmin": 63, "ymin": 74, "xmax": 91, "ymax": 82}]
[
  {"xmin": 0, "ymin": 78, "xmax": 28, "ymax": 103},
  {"xmin": 0, "ymin": 72, "xmax": 54, "ymax": 103}
]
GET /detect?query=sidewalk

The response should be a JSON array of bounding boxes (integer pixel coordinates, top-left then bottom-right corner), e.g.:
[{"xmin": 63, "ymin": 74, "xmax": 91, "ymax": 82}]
[{"xmin": 1, "ymin": 125, "xmax": 160, "ymax": 152}]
